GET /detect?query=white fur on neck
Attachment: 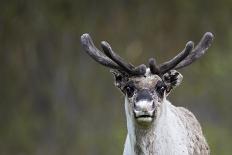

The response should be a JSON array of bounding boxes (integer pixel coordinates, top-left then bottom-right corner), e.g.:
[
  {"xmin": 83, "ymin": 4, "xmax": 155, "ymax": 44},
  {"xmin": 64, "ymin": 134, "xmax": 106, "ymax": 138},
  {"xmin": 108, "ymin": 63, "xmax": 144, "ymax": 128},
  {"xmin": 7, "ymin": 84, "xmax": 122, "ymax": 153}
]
[
  {"xmin": 124, "ymin": 96, "xmax": 136, "ymax": 155},
  {"xmin": 153, "ymin": 98, "xmax": 189, "ymax": 155},
  {"xmin": 123, "ymin": 97, "xmax": 189, "ymax": 155}
]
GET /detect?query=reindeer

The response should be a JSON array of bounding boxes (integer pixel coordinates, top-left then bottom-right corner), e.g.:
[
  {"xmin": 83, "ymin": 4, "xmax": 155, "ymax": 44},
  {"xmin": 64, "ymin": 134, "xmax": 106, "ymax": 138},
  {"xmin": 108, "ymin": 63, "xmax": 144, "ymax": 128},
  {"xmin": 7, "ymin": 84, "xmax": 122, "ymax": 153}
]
[{"xmin": 80, "ymin": 32, "xmax": 214, "ymax": 155}]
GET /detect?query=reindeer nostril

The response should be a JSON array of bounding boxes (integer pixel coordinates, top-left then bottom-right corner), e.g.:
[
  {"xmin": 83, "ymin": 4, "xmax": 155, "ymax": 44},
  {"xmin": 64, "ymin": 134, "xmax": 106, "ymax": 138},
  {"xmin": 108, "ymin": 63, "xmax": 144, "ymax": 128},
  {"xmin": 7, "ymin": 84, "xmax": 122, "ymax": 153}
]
[
  {"xmin": 134, "ymin": 103, "xmax": 138, "ymax": 111},
  {"xmin": 152, "ymin": 101, "xmax": 155, "ymax": 109}
]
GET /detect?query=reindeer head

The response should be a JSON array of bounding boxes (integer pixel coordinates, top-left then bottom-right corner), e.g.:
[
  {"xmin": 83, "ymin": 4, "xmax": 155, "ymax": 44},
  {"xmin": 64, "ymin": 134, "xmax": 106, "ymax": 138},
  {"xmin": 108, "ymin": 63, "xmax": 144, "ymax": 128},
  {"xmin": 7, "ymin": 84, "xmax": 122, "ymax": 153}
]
[{"xmin": 80, "ymin": 32, "xmax": 214, "ymax": 127}]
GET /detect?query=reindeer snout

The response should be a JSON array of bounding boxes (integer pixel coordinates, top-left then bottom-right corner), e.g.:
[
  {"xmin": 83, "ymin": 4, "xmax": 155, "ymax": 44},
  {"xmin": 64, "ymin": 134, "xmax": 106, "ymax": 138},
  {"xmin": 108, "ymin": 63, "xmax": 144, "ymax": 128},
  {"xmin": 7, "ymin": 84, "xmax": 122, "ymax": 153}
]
[
  {"xmin": 133, "ymin": 100, "xmax": 155, "ymax": 123},
  {"xmin": 134, "ymin": 100, "xmax": 155, "ymax": 112},
  {"xmin": 134, "ymin": 89, "xmax": 155, "ymax": 119}
]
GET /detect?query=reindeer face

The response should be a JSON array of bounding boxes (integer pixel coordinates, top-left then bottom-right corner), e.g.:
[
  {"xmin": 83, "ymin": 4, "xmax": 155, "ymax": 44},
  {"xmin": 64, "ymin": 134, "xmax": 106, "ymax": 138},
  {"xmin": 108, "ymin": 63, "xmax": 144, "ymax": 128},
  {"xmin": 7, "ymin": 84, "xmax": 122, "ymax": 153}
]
[
  {"xmin": 124, "ymin": 74, "xmax": 164, "ymax": 125},
  {"xmin": 113, "ymin": 69, "xmax": 182, "ymax": 126}
]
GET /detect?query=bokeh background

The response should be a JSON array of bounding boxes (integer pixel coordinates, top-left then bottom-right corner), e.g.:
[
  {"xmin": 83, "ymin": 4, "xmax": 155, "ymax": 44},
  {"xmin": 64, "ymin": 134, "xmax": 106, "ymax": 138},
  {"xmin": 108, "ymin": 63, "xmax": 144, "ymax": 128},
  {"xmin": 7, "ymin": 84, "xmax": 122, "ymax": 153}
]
[{"xmin": 0, "ymin": 0, "xmax": 232, "ymax": 155}]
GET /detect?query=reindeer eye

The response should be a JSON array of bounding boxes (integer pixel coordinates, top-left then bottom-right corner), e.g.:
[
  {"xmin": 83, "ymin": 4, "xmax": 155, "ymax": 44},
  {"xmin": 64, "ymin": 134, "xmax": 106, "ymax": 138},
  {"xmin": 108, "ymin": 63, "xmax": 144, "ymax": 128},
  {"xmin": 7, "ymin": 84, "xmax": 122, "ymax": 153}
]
[
  {"xmin": 125, "ymin": 86, "xmax": 135, "ymax": 98},
  {"xmin": 115, "ymin": 74, "xmax": 122, "ymax": 82},
  {"xmin": 156, "ymin": 81, "xmax": 166, "ymax": 95},
  {"xmin": 160, "ymin": 86, "xmax": 165, "ymax": 92}
]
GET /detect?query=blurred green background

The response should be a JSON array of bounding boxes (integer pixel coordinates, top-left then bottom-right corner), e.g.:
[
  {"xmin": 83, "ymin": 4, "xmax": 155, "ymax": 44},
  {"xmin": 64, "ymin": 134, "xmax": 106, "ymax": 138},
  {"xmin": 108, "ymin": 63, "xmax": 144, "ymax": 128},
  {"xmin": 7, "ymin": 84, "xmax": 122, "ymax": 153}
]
[{"xmin": 0, "ymin": 0, "xmax": 232, "ymax": 154}]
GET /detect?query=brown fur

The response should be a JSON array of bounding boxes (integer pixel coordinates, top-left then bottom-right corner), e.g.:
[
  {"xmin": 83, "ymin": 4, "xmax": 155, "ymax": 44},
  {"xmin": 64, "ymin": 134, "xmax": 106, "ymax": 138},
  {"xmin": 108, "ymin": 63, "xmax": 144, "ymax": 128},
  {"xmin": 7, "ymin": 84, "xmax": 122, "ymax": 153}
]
[{"xmin": 176, "ymin": 107, "xmax": 210, "ymax": 155}]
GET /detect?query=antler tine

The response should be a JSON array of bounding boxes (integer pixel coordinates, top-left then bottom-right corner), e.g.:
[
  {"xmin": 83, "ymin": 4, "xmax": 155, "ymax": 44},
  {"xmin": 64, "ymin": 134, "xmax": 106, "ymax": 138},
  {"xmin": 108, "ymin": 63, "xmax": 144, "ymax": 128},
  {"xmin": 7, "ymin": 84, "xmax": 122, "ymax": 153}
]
[
  {"xmin": 159, "ymin": 41, "xmax": 194, "ymax": 74},
  {"xmin": 175, "ymin": 32, "xmax": 214, "ymax": 69},
  {"xmin": 80, "ymin": 33, "xmax": 120, "ymax": 69},
  {"xmin": 101, "ymin": 41, "xmax": 134, "ymax": 72},
  {"xmin": 149, "ymin": 58, "xmax": 160, "ymax": 74},
  {"xmin": 101, "ymin": 41, "xmax": 146, "ymax": 75},
  {"xmin": 133, "ymin": 64, "xmax": 147, "ymax": 75}
]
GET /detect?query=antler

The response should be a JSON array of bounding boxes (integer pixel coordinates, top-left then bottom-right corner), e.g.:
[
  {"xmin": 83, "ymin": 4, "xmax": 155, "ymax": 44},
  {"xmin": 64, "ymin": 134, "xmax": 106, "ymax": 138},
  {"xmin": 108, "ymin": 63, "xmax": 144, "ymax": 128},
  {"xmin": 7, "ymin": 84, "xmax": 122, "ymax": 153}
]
[
  {"xmin": 81, "ymin": 32, "xmax": 214, "ymax": 76},
  {"xmin": 149, "ymin": 32, "xmax": 214, "ymax": 75},
  {"xmin": 81, "ymin": 33, "xmax": 146, "ymax": 76},
  {"xmin": 174, "ymin": 32, "xmax": 214, "ymax": 69}
]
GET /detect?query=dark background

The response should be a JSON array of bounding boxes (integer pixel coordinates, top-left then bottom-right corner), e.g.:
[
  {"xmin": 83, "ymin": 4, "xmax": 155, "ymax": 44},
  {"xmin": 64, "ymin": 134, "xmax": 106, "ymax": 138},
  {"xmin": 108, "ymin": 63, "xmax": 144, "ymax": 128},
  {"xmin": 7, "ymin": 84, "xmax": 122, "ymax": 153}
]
[{"xmin": 0, "ymin": 0, "xmax": 231, "ymax": 154}]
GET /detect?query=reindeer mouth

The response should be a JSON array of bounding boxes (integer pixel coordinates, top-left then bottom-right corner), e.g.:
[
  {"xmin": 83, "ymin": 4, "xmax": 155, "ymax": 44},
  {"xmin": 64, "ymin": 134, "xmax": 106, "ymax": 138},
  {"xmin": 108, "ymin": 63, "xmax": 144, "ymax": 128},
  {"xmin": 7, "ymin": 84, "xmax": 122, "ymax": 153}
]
[{"xmin": 134, "ymin": 112, "xmax": 154, "ymax": 123}]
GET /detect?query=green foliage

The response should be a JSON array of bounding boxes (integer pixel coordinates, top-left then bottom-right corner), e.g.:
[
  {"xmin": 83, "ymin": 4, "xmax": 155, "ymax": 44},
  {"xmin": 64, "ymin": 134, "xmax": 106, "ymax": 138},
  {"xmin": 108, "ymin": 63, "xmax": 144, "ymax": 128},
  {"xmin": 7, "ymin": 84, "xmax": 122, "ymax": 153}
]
[{"xmin": 205, "ymin": 124, "xmax": 232, "ymax": 155}]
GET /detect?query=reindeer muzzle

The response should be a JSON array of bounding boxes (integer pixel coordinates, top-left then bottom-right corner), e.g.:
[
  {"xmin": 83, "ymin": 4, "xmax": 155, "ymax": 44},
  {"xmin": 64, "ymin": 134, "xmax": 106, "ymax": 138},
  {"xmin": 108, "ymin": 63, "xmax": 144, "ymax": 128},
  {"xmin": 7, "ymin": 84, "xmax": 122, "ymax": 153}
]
[{"xmin": 133, "ymin": 90, "xmax": 155, "ymax": 123}]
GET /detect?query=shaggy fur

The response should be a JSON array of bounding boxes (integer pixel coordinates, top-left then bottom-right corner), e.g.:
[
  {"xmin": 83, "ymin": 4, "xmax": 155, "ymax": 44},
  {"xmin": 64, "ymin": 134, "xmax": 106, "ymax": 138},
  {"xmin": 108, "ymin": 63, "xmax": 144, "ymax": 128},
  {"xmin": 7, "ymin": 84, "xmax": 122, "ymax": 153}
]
[
  {"xmin": 122, "ymin": 70, "xmax": 209, "ymax": 155},
  {"xmin": 123, "ymin": 98, "xmax": 209, "ymax": 155}
]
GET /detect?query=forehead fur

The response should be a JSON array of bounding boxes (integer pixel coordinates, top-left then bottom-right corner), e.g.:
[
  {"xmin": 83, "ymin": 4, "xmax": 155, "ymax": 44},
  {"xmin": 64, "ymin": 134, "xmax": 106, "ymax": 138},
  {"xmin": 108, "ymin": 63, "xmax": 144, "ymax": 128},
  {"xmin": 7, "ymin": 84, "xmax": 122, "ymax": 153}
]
[{"xmin": 129, "ymin": 74, "xmax": 162, "ymax": 89}]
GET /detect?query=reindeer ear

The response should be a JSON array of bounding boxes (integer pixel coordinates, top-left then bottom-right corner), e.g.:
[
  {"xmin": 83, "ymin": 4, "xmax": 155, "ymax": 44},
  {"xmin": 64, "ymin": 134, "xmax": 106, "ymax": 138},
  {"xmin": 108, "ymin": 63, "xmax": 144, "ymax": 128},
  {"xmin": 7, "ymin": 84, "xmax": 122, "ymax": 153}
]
[
  {"xmin": 111, "ymin": 70, "xmax": 123, "ymax": 86},
  {"xmin": 110, "ymin": 70, "xmax": 128, "ymax": 90},
  {"xmin": 162, "ymin": 70, "xmax": 183, "ymax": 94}
]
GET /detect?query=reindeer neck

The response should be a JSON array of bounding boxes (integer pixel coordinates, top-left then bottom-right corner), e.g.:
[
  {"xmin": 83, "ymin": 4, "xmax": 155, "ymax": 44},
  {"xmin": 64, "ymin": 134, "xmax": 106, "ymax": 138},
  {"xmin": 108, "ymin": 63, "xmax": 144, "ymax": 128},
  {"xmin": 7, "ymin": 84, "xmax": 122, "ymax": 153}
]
[
  {"xmin": 125, "ymin": 99, "xmax": 189, "ymax": 155},
  {"xmin": 132, "ymin": 125, "xmax": 156, "ymax": 155},
  {"xmin": 153, "ymin": 99, "xmax": 189, "ymax": 155}
]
